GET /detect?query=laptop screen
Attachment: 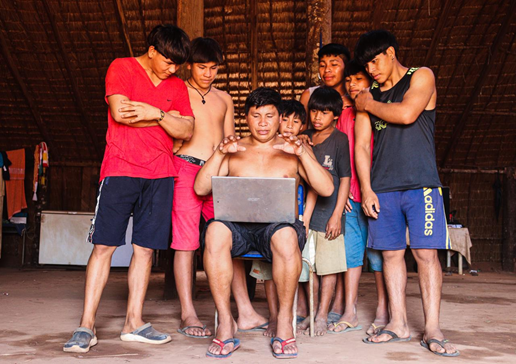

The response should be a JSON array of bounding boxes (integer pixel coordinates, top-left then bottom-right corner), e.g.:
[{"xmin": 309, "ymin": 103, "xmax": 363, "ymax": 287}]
[{"xmin": 212, "ymin": 177, "xmax": 296, "ymax": 223}]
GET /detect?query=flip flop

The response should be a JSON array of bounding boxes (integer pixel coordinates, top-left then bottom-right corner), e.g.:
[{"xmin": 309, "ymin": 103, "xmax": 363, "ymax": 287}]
[
  {"xmin": 327, "ymin": 312, "xmax": 341, "ymax": 324},
  {"xmin": 362, "ymin": 329, "xmax": 411, "ymax": 344},
  {"xmin": 120, "ymin": 323, "xmax": 171, "ymax": 344},
  {"xmin": 271, "ymin": 337, "xmax": 297, "ymax": 359},
  {"xmin": 206, "ymin": 338, "xmax": 241, "ymax": 359},
  {"xmin": 177, "ymin": 324, "xmax": 212, "ymax": 338},
  {"xmin": 238, "ymin": 322, "xmax": 268, "ymax": 332},
  {"xmin": 296, "ymin": 316, "xmax": 306, "ymax": 325},
  {"xmin": 420, "ymin": 338, "xmax": 460, "ymax": 357},
  {"xmin": 327, "ymin": 321, "xmax": 362, "ymax": 334},
  {"xmin": 367, "ymin": 323, "xmax": 386, "ymax": 336}
]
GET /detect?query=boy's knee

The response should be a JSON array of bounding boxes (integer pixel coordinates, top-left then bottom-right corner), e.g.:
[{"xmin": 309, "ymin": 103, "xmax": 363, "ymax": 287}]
[
  {"xmin": 205, "ymin": 222, "xmax": 232, "ymax": 253},
  {"xmin": 412, "ymin": 249, "xmax": 439, "ymax": 265},
  {"xmin": 271, "ymin": 227, "xmax": 299, "ymax": 257},
  {"xmin": 92, "ymin": 244, "xmax": 117, "ymax": 258}
]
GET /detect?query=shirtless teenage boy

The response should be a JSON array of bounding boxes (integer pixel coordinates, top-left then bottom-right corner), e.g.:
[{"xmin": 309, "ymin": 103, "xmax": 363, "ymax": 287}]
[
  {"xmin": 172, "ymin": 37, "xmax": 235, "ymax": 338},
  {"xmin": 194, "ymin": 88, "xmax": 333, "ymax": 359}
]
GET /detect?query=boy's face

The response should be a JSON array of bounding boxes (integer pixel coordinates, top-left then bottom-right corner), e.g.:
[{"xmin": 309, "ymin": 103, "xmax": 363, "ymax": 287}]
[
  {"xmin": 247, "ymin": 105, "xmax": 280, "ymax": 142},
  {"xmin": 318, "ymin": 55, "xmax": 345, "ymax": 88},
  {"xmin": 345, "ymin": 71, "xmax": 371, "ymax": 100},
  {"xmin": 364, "ymin": 47, "xmax": 395, "ymax": 85},
  {"xmin": 310, "ymin": 109, "xmax": 336, "ymax": 131},
  {"xmin": 279, "ymin": 113, "xmax": 304, "ymax": 137},
  {"xmin": 187, "ymin": 62, "xmax": 220, "ymax": 89},
  {"xmin": 149, "ymin": 46, "xmax": 180, "ymax": 80}
]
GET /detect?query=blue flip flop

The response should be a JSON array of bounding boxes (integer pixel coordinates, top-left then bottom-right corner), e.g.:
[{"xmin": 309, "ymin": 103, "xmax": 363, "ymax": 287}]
[
  {"xmin": 271, "ymin": 337, "xmax": 297, "ymax": 359},
  {"xmin": 206, "ymin": 338, "xmax": 241, "ymax": 359},
  {"xmin": 362, "ymin": 329, "xmax": 411, "ymax": 344},
  {"xmin": 177, "ymin": 324, "xmax": 212, "ymax": 338}
]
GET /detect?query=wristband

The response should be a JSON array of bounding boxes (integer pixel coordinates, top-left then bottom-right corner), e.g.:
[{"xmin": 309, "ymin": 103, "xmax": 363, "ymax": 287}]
[{"xmin": 158, "ymin": 109, "xmax": 165, "ymax": 122}]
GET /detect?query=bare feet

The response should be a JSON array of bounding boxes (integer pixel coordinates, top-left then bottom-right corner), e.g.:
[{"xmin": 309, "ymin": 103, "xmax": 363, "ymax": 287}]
[
  {"xmin": 206, "ymin": 320, "xmax": 238, "ymax": 357},
  {"xmin": 237, "ymin": 312, "xmax": 268, "ymax": 332},
  {"xmin": 296, "ymin": 316, "xmax": 310, "ymax": 334},
  {"xmin": 179, "ymin": 316, "xmax": 211, "ymax": 337},
  {"xmin": 313, "ymin": 317, "xmax": 328, "ymax": 336},
  {"xmin": 264, "ymin": 318, "xmax": 277, "ymax": 337}
]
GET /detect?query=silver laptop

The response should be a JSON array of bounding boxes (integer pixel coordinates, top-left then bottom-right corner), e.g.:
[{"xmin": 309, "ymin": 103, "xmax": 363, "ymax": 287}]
[{"xmin": 212, "ymin": 177, "xmax": 296, "ymax": 223}]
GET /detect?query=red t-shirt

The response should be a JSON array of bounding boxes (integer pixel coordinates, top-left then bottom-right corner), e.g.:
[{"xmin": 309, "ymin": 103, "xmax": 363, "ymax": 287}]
[
  {"xmin": 336, "ymin": 107, "xmax": 373, "ymax": 203},
  {"xmin": 100, "ymin": 57, "xmax": 193, "ymax": 181}
]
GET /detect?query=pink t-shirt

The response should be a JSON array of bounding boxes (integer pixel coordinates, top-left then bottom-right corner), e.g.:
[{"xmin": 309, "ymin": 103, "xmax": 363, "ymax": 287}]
[
  {"xmin": 336, "ymin": 107, "xmax": 373, "ymax": 203},
  {"xmin": 100, "ymin": 58, "xmax": 193, "ymax": 181}
]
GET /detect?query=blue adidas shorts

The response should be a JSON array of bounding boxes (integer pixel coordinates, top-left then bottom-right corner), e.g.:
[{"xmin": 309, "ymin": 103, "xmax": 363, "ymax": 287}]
[
  {"xmin": 88, "ymin": 176, "xmax": 174, "ymax": 250},
  {"xmin": 367, "ymin": 188, "xmax": 450, "ymax": 251}
]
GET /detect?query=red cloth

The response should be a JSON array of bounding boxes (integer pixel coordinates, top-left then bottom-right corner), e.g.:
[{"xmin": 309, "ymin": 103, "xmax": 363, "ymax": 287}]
[
  {"xmin": 5, "ymin": 149, "xmax": 27, "ymax": 219},
  {"xmin": 100, "ymin": 57, "xmax": 194, "ymax": 181},
  {"xmin": 335, "ymin": 107, "xmax": 373, "ymax": 203}
]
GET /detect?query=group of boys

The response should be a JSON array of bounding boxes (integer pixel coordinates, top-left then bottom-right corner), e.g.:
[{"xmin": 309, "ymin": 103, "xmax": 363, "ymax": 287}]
[{"xmin": 63, "ymin": 23, "xmax": 459, "ymax": 360}]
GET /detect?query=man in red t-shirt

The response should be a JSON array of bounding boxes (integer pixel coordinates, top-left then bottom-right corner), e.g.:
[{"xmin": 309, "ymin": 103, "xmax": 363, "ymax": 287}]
[{"xmin": 64, "ymin": 24, "xmax": 194, "ymax": 353}]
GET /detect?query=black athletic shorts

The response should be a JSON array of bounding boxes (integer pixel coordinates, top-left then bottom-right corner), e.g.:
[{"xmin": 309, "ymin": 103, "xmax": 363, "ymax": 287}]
[
  {"xmin": 88, "ymin": 176, "xmax": 174, "ymax": 250},
  {"xmin": 201, "ymin": 219, "xmax": 306, "ymax": 263}
]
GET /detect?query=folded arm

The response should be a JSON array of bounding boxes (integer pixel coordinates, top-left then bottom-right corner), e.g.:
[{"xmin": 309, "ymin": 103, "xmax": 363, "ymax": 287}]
[{"xmin": 357, "ymin": 67, "xmax": 436, "ymax": 125}]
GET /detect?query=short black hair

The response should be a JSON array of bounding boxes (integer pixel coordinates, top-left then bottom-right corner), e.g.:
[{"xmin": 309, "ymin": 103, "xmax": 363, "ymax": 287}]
[
  {"xmin": 147, "ymin": 24, "xmax": 191, "ymax": 65},
  {"xmin": 280, "ymin": 100, "xmax": 307, "ymax": 125},
  {"xmin": 188, "ymin": 37, "xmax": 224, "ymax": 64},
  {"xmin": 308, "ymin": 87, "xmax": 343, "ymax": 118},
  {"xmin": 244, "ymin": 87, "xmax": 282, "ymax": 115},
  {"xmin": 354, "ymin": 29, "xmax": 399, "ymax": 65},
  {"xmin": 318, "ymin": 43, "xmax": 351, "ymax": 62},
  {"xmin": 344, "ymin": 59, "xmax": 373, "ymax": 82}
]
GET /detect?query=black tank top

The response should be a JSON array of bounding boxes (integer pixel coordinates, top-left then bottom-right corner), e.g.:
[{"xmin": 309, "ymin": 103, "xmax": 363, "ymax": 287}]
[{"xmin": 368, "ymin": 67, "xmax": 441, "ymax": 193}]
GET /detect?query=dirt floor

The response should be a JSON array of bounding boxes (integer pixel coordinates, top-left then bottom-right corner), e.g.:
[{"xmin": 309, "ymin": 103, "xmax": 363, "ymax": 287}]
[{"xmin": 0, "ymin": 268, "xmax": 515, "ymax": 364}]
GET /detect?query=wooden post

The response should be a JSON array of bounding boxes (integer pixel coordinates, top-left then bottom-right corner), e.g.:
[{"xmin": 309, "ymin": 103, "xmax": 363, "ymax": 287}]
[
  {"xmin": 502, "ymin": 167, "xmax": 516, "ymax": 272},
  {"xmin": 176, "ymin": 0, "xmax": 204, "ymax": 80},
  {"xmin": 306, "ymin": 0, "xmax": 332, "ymax": 87}
]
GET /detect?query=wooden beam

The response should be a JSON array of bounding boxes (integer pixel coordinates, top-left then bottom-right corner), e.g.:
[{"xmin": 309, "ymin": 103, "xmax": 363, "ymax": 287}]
[
  {"xmin": 306, "ymin": 0, "xmax": 332, "ymax": 86},
  {"xmin": 0, "ymin": 26, "xmax": 60, "ymax": 158},
  {"xmin": 176, "ymin": 0, "xmax": 204, "ymax": 80},
  {"xmin": 113, "ymin": 0, "xmax": 134, "ymax": 57},
  {"xmin": 424, "ymin": 0, "xmax": 453, "ymax": 66},
  {"xmin": 250, "ymin": 0, "xmax": 258, "ymax": 89},
  {"xmin": 41, "ymin": 0, "xmax": 103, "ymax": 161},
  {"xmin": 503, "ymin": 167, "xmax": 516, "ymax": 271},
  {"xmin": 440, "ymin": 0, "xmax": 516, "ymax": 168}
]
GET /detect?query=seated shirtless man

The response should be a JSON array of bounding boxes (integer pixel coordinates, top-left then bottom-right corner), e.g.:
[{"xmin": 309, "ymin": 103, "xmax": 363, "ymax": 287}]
[{"xmin": 194, "ymin": 88, "xmax": 334, "ymax": 359}]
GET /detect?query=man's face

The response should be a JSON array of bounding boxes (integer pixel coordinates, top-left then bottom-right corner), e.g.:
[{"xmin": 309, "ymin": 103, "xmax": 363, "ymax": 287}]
[
  {"xmin": 318, "ymin": 55, "xmax": 345, "ymax": 88},
  {"xmin": 187, "ymin": 62, "xmax": 219, "ymax": 89},
  {"xmin": 279, "ymin": 113, "xmax": 304, "ymax": 137},
  {"xmin": 149, "ymin": 47, "xmax": 180, "ymax": 79},
  {"xmin": 247, "ymin": 105, "xmax": 280, "ymax": 142},
  {"xmin": 364, "ymin": 48, "xmax": 394, "ymax": 85},
  {"xmin": 345, "ymin": 71, "xmax": 371, "ymax": 100},
  {"xmin": 310, "ymin": 109, "xmax": 336, "ymax": 131}
]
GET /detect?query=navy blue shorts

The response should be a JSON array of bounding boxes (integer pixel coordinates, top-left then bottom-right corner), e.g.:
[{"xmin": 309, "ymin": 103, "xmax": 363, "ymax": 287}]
[
  {"xmin": 201, "ymin": 219, "xmax": 306, "ymax": 263},
  {"xmin": 367, "ymin": 188, "xmax": 450, "ymax": 251},
  {"xmin": 88, "ymin": 176, "xmax": 174, "ymax": 250}
]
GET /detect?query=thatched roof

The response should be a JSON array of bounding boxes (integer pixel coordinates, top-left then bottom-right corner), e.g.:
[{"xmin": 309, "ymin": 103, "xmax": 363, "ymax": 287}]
[{"xmin": 1, "ymin": 0, "xmax": 515, "ymax": 169}]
